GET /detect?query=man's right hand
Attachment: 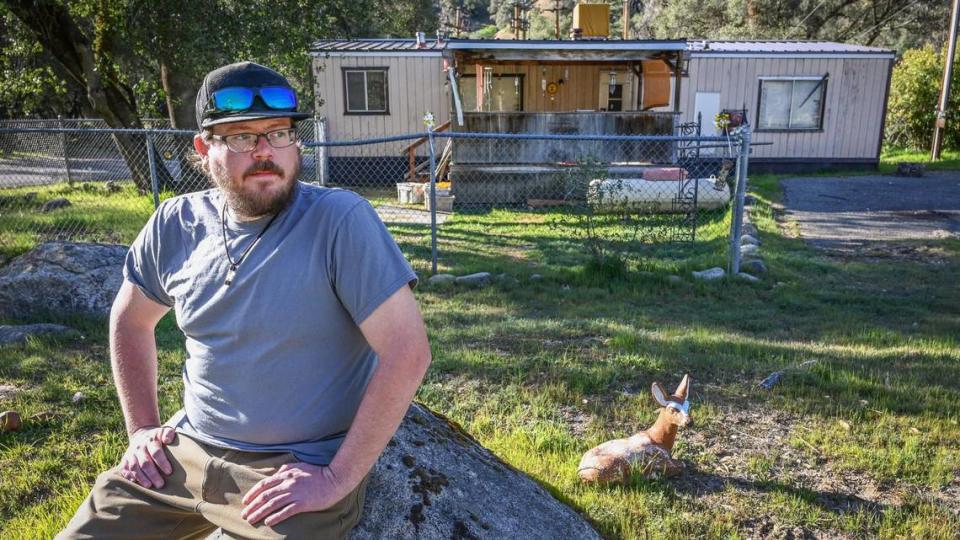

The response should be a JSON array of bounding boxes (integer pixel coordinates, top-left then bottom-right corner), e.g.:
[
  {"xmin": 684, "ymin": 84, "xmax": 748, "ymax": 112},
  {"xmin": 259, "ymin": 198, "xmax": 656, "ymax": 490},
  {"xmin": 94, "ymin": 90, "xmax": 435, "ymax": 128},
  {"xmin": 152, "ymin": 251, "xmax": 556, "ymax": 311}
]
[{"xmin": 119, "ymin": 425, "xmax": 176, "ymax": 489}]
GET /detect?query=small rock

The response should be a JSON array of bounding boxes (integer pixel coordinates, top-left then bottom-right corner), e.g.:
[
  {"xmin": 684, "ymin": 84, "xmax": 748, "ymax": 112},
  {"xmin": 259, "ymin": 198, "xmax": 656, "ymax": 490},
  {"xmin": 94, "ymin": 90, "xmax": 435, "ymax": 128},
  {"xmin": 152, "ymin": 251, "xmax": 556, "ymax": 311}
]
[
  {"xmin": 758, "ymin": 371, "xmax": 782, "ymax": 389},
  {"xmin": 737, "ymin": 272, "xmax": 760, "ymax": 282},
  {"xmin": 455, "ymin": 272, "xmax": 492, "ymax": 287},
  {"xmin": 740, "ymin": 234, "xmax": 760, "ymax": 246},
  {"xmin": 40, "ymin": 198, "xmax": 72, "ymax": 213},
  {"xmin": 71, "ymin": 391, "xmax": 85, "ymax": 404},
  {"xmin": 692, "ymin": 267, "xmax": 725, "ymax": 281},
  {"xmin": 0, "ymin": 324, "xmax": 79, "ymax": 346},
  {"xmin": 896, "ymin": 162, "xmax": 925, "ymax": 177},
  {"xmin": 837, "ymin": 420, "xmax": 851, "ymax": 431},
  {"xmin": 427, "ymin": 273, "xmax": 456, "ymax": 286},
  {"xmin": 667, "ymin": 275, "xmax": 682, "ymax": 283},
  {"xmin": 0, "ymin": 384, "xmax": 19, "ymax": 402},
  {"xmin": 740, "ymin": 244, "xmax": 760, "ymax": 256},
  {"xmin": 741, "ymin": 259, "xmax": 767, "ymax": 275},
  {"xmin": 529, "ymin": 274, "xmax": 543, "ymax": 282},
  {"xmin": 0, "ymin": 410, "xmax": 21, "ymax": 432}
]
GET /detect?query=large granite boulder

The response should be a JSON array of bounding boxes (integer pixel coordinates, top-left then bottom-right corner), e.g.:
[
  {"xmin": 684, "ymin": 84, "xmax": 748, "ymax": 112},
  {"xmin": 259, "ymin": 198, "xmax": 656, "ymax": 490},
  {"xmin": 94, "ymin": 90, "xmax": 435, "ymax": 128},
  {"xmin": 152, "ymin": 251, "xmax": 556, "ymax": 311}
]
[
  {"xmin": 208, "ymin": 404, "xmax": 600, "ymax": 540},
  {"xmin": 0, "ymin": 241, "xmax": 126, "ymax": 320},
  {"xmin": 349, "ymin": 403, "xmax": 600, "ymax": 539}
]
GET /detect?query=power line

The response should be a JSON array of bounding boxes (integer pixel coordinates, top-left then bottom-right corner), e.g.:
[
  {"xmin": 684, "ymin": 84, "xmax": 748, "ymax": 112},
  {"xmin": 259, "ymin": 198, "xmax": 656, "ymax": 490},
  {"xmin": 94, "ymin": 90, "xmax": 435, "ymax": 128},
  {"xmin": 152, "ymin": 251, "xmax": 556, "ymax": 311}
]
[
  {"xmin": 789, "ymin": 0, "xmax": 830, "ymax": 38},
  {"xmin": 847, "ymin": 0, "xmax": 922, "ymax": 42}
]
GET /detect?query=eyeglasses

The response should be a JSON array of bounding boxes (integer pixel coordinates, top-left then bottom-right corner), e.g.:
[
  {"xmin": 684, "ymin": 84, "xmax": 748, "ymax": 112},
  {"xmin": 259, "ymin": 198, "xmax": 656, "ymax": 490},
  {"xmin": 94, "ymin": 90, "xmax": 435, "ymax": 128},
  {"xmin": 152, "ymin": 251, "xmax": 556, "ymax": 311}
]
[
  {"xmin": 209, "ymin": 128, "xmax": 299, "ymax": 153},
  {"xmin": 206, "ymin": 86, "xmax": 298, "ymax": 115}
]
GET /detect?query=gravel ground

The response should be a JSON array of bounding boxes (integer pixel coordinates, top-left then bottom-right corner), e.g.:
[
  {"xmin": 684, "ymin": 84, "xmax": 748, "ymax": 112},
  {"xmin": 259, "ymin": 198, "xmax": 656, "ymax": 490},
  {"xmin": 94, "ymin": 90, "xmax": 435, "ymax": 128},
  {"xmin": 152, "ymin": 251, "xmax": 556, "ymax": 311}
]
[{"xmin": 781, "ymin": 172, "xmax": 960, "ymax": 250}]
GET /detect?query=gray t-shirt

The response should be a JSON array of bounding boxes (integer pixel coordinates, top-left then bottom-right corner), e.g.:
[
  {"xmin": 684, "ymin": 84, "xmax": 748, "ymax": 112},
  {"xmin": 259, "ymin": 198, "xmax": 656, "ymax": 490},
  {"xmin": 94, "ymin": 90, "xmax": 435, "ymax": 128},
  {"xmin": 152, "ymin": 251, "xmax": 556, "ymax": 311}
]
[{"xmin": 124, "ymin": 182, "xmax": 417, "ymax": 465}]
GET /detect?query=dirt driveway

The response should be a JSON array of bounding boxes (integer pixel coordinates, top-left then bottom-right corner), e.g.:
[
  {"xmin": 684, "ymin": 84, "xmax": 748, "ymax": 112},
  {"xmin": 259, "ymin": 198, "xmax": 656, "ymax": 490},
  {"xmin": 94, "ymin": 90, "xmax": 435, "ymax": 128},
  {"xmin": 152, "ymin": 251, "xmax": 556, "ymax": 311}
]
[{"xmin": 780, "ymin": 171, "xmax": 960, "ymax": 251}]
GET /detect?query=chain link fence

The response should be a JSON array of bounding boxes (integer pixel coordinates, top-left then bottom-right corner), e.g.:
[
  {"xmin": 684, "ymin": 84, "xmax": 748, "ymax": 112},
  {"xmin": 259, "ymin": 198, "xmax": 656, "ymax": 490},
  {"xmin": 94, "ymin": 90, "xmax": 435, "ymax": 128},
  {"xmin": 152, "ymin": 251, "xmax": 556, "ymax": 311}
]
[
  {"xmin": 0, "ymin": 119, "xmax": 318, "ymax": 262},
  {"xmin": 1, "ymin": 118, "xmax": 751, "ymax": 274}
]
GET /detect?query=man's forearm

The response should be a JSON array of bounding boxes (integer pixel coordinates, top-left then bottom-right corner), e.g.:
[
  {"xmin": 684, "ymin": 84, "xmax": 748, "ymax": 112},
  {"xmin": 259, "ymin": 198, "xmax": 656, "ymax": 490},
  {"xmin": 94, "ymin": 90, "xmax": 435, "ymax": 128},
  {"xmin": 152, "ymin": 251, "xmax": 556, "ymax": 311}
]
[
  {"xmin": 328, "ymin": 345, "xmax": 431, "ymax": 490},
  {"xmin": 109, "ymin": 283, "xmax": 167, "ymax": 438},
  {"xmin": 110, "ymin": 322, "xmax": 163, "ymax": 436}
]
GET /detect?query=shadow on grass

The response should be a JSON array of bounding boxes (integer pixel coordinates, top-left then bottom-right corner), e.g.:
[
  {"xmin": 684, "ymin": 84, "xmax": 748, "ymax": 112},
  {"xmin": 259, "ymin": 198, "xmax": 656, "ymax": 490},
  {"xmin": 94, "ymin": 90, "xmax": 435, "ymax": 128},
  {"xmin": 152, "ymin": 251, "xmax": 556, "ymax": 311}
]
[{"xmin": 671, "ymin": 469, "xmax": 889, "ymax": 524}]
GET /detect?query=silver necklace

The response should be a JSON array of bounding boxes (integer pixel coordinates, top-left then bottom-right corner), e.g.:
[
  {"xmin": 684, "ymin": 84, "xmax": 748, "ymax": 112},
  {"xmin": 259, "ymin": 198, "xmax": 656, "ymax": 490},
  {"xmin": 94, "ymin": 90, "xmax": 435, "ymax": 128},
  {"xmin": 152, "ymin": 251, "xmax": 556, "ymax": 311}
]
[{"xmin": 220, "ymin": 202, "xmax": 280, "ymax": 286}]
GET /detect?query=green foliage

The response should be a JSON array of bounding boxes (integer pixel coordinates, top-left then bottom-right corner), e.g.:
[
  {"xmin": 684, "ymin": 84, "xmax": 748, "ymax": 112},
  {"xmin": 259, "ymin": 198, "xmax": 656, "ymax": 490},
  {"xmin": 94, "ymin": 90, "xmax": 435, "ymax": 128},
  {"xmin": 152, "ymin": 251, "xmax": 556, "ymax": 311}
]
[
  {"xmin": 469, "ymin": 24, "xmax": 498, "ymax": 39},
  {"xmin": 885, "ymin": 46, "xmax": 960, "ymax": 151},
  {"xmin": 633, "ymin": 0, "xmax": 948, "ymax": 51},
  {"xmin": 0, "ymin": 11, "xmax": 78, "ymax": 117},
  {"xmin": 0, "ymin": 0, "xmax": 437, "ymax": 122}
]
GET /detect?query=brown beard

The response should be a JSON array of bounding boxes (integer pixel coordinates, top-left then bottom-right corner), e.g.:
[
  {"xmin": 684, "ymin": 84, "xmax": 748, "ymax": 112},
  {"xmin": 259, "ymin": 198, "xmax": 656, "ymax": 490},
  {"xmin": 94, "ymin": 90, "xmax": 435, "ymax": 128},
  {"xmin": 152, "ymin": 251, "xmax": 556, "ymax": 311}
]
[{"xmin": 210, "ymin": 156, "xmax": 300, "ymax": 218}]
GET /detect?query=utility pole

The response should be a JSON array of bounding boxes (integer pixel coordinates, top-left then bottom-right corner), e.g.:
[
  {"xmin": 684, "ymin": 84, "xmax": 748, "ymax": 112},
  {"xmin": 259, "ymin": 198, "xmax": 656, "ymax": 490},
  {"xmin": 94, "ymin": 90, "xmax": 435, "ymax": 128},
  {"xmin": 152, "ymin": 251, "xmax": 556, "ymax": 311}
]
[
  {"xmin": 540, "ymin": 0, "xmax": 567, "ymax": 39},
  {"xmin": 513, "ymin": 3, "xmax": 521, "ymax": 37},
  {"xmin": 933, "ymin": 0, "xmax": 960, "ymax": 160},
  {"xmin": 443, "ymin": 7, "xmax": 468, "ymax": 38},
  {"xmin": 623, "ymin": 0, "xmax": 630, "ymax": 39},
  {"xmin": 512, "ymin": 2, "xmax": 530, "ymax": 39}
]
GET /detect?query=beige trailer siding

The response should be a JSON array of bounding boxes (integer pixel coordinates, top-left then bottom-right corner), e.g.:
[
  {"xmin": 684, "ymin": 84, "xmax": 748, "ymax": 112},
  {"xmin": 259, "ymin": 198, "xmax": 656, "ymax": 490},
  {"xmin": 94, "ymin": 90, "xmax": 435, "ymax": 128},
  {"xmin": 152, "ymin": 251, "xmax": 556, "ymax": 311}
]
[
  {"xmin": 681, "ymin": 55, "xmax": 892, "ymax": 160},
  {"xmin": 312, "ymin": 54, "xmax": 450, "ymax": 154}
]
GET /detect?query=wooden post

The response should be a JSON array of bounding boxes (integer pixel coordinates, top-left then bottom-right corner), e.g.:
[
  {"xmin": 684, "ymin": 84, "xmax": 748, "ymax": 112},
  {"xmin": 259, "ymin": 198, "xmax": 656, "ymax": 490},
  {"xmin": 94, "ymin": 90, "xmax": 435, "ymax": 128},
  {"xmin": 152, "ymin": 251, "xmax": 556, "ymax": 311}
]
[
  {"xmin": 407, "ymin": 147, "xmax": 416, "ymax": 181},
  {"xmin": 476, "ymin": 63, "xmax": 485, "ymax": 111},
  {"xmin": 933, "ymin": 0, "xmax": 960, "ymax": 160}
]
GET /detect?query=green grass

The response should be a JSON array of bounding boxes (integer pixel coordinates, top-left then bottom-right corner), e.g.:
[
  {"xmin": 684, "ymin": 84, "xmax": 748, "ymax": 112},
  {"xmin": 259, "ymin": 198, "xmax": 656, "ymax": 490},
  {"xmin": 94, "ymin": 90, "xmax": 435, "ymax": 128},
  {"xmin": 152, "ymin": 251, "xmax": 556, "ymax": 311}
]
[
  {"xmin": 880, "ymin": 146, "xmax": 960, "ymax": 173},
  {"xmin": 2, "ymin": 165, "xmax": 959, "ymax": 538},
  {"xmin": 0, "ymin": 182, "xmax": 157, "ymax": 261}
]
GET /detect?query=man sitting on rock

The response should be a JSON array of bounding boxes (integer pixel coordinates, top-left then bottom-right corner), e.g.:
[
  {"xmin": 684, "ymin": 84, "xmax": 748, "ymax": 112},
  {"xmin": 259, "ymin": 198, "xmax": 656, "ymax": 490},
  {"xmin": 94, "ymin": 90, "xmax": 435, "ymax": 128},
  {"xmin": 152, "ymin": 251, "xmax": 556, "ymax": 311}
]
[{"xmin": 58, "ymin": 61, "xmax": 431, "ymax": 539}]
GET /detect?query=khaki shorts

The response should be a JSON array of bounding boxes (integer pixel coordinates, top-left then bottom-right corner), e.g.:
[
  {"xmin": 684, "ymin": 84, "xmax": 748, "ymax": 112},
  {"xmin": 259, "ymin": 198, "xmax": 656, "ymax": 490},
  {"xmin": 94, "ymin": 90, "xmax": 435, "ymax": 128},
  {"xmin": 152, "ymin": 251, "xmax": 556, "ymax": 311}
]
[{"xmin": 57, "ymin": 433, "xmax": 368, "ymax": 540}]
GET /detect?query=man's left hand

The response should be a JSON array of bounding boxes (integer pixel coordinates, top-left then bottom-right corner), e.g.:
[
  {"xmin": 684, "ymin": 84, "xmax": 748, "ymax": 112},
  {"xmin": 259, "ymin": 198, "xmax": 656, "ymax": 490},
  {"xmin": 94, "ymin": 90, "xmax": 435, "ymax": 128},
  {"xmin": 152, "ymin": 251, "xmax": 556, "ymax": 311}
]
[{"xmin": 240, "ymin": 462, "xmax": 352, "ymax": 527}]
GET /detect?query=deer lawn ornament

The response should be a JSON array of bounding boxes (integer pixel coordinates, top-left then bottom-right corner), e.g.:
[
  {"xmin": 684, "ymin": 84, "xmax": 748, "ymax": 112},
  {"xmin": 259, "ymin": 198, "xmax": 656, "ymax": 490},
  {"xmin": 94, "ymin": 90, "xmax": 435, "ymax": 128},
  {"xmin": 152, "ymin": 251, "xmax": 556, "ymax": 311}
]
[{"xmin": 577, "ymin": 374, "xmax": 693, "ymax": 483}]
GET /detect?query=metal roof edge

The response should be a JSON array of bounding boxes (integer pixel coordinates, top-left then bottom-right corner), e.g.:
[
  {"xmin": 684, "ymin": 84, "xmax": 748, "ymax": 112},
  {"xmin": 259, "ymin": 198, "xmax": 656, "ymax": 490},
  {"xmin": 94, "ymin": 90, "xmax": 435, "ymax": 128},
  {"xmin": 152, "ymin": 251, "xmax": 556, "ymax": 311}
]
[
  {"xmin": 313, "ymin": 51, "xmax": 445, "ymax": 57},
  {"xmin": 444, "ymin": 39, "xmax": 687, "ymax": 50},
  {"xmin": 690, "ymin": 52, "xmax": 897, "ymax": 60}
]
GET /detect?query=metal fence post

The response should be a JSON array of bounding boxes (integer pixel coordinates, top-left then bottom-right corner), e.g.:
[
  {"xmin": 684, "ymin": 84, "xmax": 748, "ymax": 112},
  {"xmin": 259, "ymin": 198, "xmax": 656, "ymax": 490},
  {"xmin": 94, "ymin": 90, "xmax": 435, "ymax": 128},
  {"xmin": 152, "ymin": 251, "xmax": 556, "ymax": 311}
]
[
  {"xmin": 58, "ymin": 115, "xmax": 74, "ymax": 185},
  {"xmin": 145, "ymin": 131, "xmax": 161, "ymax": 210},
  {"xmin": 427, "ymin": 129, "xmax": 438, "ymax": 275},
  {"xmin": 728, "ymin": 125, "xmax": 751, "ymax": 275},
  {"xmin": 315, "ymin": 116, "xmax": 327, "ymax": 186}
]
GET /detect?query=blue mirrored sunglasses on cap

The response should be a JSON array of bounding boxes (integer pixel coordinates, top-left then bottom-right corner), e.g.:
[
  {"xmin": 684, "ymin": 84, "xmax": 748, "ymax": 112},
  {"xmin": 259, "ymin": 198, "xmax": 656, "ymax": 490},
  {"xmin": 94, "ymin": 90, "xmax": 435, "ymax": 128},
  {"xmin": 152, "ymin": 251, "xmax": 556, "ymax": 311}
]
[{"xmin": 208, "ymin": 86, "xmax": 298, "ymax": 114}]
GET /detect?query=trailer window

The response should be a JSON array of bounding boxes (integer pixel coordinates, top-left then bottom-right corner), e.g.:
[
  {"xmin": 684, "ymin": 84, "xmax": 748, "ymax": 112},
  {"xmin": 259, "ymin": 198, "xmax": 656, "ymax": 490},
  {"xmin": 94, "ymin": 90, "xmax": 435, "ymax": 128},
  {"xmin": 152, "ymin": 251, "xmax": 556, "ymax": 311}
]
[
  {"xmin": 757, "ymin": 77, "xmax": 826, "ymax": 130},
  {"xmin": 343, "ymin": 68, "xmax": 389, "ymax": 114}
]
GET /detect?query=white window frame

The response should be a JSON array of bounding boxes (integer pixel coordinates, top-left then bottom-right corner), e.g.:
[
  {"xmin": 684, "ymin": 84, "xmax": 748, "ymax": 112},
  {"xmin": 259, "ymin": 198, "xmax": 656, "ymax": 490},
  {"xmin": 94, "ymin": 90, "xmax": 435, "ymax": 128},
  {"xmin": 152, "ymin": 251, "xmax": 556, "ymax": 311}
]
[
  {"xmin": 756, "ymin": 76, "xmax": 827, "ymax": 131},
  {"xmin": 342, "ymin": 68, "xmax": 389, "ymax": 115}
]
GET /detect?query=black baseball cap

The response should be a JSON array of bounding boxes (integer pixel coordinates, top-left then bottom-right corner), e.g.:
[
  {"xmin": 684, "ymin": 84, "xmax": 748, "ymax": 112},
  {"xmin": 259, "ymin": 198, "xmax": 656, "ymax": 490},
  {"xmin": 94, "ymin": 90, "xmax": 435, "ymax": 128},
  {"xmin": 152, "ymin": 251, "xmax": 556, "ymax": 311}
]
[{"xmin": 195, "ymin": 61, "xmax": 310, "ymax": 129}]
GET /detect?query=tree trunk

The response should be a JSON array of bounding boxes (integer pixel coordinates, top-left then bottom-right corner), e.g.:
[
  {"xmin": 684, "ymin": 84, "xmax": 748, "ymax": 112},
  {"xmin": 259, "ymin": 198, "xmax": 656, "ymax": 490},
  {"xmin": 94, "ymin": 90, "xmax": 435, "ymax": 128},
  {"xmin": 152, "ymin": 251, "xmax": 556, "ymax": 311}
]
[
  {"xmin": 160, "ymin": 60, "xmax": 207, "ymax": 193},
  {"xmin": 161, "ymin": 60, "xmax": 199, "ymax": 130}
]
